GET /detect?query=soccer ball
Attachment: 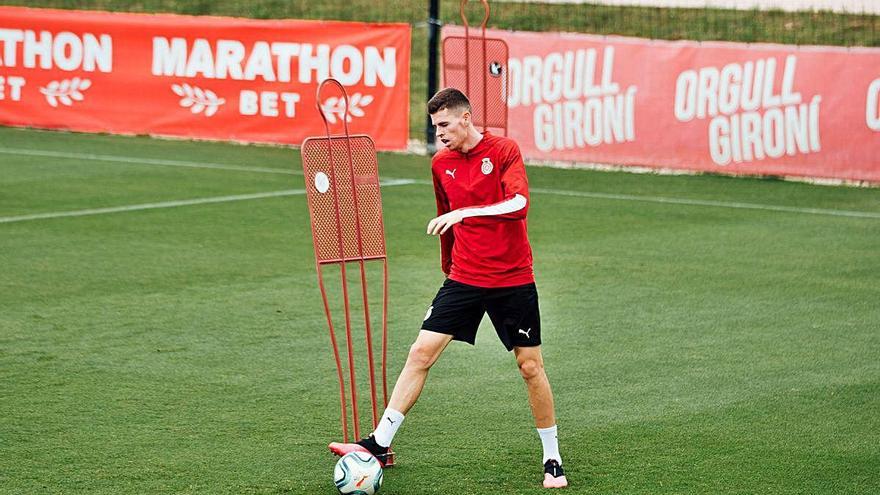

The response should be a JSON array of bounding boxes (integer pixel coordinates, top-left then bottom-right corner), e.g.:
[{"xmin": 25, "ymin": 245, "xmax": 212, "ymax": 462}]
[{"xmin": 334, "ymin": 451, "xmax": 383, "ymax": 495}]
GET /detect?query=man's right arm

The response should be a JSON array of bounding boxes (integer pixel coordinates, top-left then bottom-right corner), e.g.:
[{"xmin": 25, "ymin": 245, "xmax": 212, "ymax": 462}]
[{"xmin": 432, "ymin": 167, "xmax": 454, "ymax": 275}]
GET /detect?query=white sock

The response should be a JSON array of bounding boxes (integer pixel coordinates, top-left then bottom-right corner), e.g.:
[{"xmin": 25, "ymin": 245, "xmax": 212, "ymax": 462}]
[
  {"xmin": 537, "ymin": 425, "xmax": 561, "ymax": 465},
  {"xmin": 372, "ymin": 408, "xmax": 405, "ymax": 447}
]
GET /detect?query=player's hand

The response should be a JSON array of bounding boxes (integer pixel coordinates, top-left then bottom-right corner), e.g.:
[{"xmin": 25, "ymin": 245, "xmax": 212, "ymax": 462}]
[{"xmin": 427, "ymin": 210, "xmax": 464, "ymax": 235}]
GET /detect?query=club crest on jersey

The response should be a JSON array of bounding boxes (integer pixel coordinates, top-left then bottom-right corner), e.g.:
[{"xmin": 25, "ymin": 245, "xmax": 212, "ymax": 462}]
[{"xmin": 481, "ymin": 158, "xmax": 494, "ymax": 175}]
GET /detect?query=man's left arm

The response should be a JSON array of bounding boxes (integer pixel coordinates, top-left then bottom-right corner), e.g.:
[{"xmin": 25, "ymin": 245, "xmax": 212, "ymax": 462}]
[{"xmin": 484, "ymin": 141, "xmax": 529, "ymax": 221}]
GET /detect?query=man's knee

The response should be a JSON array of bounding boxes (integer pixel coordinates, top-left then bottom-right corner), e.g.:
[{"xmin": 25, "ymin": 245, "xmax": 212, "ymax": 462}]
[
  {"xmin": 518, "ymin": 357, "xmax": 544, "ymax": 381},
  {"xmin": 406, "ymin": 341, "xmax": 439, "ymax": 370}
]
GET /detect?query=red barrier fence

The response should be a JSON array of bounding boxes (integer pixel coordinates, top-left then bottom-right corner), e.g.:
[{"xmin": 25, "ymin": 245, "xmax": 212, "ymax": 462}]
[
  {"xmin": 444, "ymin": 25, "xmax": 880, "ymax": 183},
  {"xmin": 0, "ymin": 7, "xmax": 411, "ymax": 150}
]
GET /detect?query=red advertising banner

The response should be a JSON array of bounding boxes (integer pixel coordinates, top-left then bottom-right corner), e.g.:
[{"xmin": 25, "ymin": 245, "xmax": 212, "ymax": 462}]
[
  {"xmin": 0, "ymin": 7, "xmax": 410, "ymax": 150},
  {"xmin": 443, "ymin": 26, "xmax": 880, "ymax": 183}
]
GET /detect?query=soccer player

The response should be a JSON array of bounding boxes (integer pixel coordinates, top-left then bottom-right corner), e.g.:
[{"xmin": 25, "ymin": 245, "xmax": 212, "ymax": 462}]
[{"xmin": 330, "ymin": 88, "xmax": 567, "ymax": 489}]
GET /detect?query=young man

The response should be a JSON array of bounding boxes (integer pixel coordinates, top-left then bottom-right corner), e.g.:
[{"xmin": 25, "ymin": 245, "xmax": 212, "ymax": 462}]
[{"xmin": 330, "ymin": 88, "xmax": 567, "ymax": 489}]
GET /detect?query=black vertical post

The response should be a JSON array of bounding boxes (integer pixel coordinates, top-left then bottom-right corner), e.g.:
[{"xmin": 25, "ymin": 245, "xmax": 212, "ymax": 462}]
[{"xmin": 426, "ymin": 0, "xmax": 441, "ymax": 154}]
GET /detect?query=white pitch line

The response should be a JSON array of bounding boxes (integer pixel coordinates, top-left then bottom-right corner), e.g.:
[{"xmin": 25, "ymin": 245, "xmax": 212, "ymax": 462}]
[
  {"xmin": 0, "ymin": 190, "xmax": 305, "ymax": 224},
  {"xmin": 2, "ymin": 146, "xmax": 876, "ymax": 220},
  {"xmin": 405, "ymin": 180, "xmax": 879, "ymax": 219},
  {"xmin": 0, "ymin": 147, "xmax": 301, "ymax": 176},
  {"xmin": 0, "ymin": 179, "xmax": 415, "ymax": 224},
  {"xmin": 529, "ymin": 187, "xmax": 880, "ymax": 219}
]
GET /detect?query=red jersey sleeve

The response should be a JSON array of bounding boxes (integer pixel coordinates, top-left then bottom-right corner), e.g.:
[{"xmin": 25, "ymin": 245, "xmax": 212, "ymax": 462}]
[
  {"xmin": 432, "ymin": 166, "xmax": 454, "ymax": 275},
  {"xmin": 495, "ymin": 140, "xmax": 530, "ymax": 220}
]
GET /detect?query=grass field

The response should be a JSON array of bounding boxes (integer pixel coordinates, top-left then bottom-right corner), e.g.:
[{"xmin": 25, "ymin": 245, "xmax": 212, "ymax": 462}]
[{"xmin": 1, "ymin": 126, "xmax": 879, "ymax": 494}]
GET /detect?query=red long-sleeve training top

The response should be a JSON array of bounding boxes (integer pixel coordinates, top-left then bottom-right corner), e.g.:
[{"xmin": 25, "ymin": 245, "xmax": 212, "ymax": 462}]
[{"xmin": 431, "ymin": 131, "xmax": 534, "ymax": 288}]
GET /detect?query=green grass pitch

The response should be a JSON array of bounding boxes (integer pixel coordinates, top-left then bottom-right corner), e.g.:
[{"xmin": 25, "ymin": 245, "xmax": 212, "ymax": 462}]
[{"xmin": 1, "ymin": 126, "xmax": 878, "ymax": 494}]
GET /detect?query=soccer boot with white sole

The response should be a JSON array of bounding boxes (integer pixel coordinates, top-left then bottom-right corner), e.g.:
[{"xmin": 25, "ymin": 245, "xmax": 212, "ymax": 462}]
[
  {"xmin": 329, "ymin": 435, "xmax": 393, "ymax": 467},
  {"xmin": 543, "ymin": 459, "xmax": 568, "ymax": 488}
]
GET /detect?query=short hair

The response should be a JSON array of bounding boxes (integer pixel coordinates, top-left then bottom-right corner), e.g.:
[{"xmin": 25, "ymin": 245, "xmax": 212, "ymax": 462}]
[{"xmin": 427, "ymin": 88, "xmax": 471, "ymax": 115}]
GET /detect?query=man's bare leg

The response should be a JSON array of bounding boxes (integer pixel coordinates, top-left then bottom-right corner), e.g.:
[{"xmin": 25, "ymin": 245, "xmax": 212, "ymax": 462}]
[
  {"xmin": 388, "ymin": 330, "xmax": 454, "ymax": 414},
  {"xmin": 514, "ymin": 345, "xmax": 556, "ymax": 427},
  {"xmin": 329, "ymin": 330, "xmax": 452, "ymax": 462},
  {"xmin": 514, "ymin": 345, "xmax": 567, "ymax": 488}
]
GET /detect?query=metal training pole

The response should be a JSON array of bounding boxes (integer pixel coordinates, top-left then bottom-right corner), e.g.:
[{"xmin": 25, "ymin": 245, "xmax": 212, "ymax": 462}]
[
  {"xmin": 427, "ymin": 0, "xmax": 441, "ymax": 153},
  {"xmin": 315, "ymin": 80, "xmax": 362, "ymax": 441},
  {"xmin": 329, "ymin": 80, "xmax": 382, "ymax": 431},
  {"xmin": 302, "ymin": 79, "xmax": 390, "ymax": 460},
  {"xmin": 315, "ymin": 263, "xmax": 350, "ymax": 442},
  {"xmin": 460, "ymin": 0, "xmax": 492, "ymax": 133}
]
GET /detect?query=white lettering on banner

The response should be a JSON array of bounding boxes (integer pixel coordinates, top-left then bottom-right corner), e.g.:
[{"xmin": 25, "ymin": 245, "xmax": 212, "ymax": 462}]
[
  {"xmin": 674, "ymin": 55, "xmax": 821, "ymax": 165},
  {"xmin": 509, "ymin": 46, "xmax": 620, "ymax": 107},
  {"xmin": 331, "ymin": 45, "xmax": 362, "ymax": 86},
  {"xmin": 298, "ymin": 43, "xmax": 329, "ymax": 83},
  {"xmin": 0, "ymin": 29, "xmax": 112, "ymax": 72},
  {"xmin": 534, "ymin": 89, "xmax": 637, "ymax": 151},
  {"xmin": 239, "ymin": 90, "xmax": 301, "ymax": 117},
  {"xmin": 508, "ymin": 47, "xmax": 637, "ymax": 152},
  {"xmin": 151, "ymin": 37, "xmax": 397, "ymax": 87},
  {"xmin": 867, "ymin": 78, "xmax": 880, "ymax": 132},
  {"xmin": 0, "ymin": 75, "xmax": 25, "ymax": 101}
]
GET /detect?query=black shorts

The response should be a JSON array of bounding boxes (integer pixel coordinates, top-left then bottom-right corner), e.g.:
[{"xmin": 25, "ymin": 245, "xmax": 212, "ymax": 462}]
[{"xmin": 421, "ymin": 279, "xmax": 541, "ymax": 351}]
